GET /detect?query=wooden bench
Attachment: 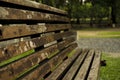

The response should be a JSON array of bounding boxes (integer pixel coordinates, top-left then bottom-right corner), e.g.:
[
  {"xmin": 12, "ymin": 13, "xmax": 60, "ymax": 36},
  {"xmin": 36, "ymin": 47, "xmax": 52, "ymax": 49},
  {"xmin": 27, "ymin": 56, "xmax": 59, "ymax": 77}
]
[{"xmin": 0, "ymin": 0, "xmax": 101, "ymax": 80}]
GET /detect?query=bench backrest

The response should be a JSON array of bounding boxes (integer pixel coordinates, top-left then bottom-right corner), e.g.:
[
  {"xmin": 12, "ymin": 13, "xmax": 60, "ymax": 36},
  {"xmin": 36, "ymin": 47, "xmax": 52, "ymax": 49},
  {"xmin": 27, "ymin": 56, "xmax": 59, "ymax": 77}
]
[{"xmin": 0, "ymin": 0, "xmax": 77, "ymax": 80}]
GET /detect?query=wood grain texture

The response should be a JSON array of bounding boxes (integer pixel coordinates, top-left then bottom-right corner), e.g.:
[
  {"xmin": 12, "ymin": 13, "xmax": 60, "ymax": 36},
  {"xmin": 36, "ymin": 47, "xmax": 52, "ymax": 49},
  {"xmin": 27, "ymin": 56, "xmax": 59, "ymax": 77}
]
[
  {"xmin": 0, "ymin": 31, "xmax": 74, "ymax": 63},
  {"xmin": 62, "ymin": 49, "xmax": 88, "ymax": 80},
  {"xmin": 20, "ymin": 43, "xmax": 77, "ymax": 80},
  {"xmin": 0, "ymin": 0, "xmax": 67, "ymax": 15},
  {"xmin": 0, "ymin": 24, "xmax": 71, "ymax": 40},
  {"xmin": 45, "ymin": 48, "xmax": 80, "ymax": 80},
  {"xmin": 0, "ymin": 7, "xmax": 69, "ymax": 22},
  {"xmin": 74, "ymin": 50, "xmax": 95, "ymax": 80},
  {"xmin": 87, "ymin": 51, "xmax": 101, "ymax": 80},
  {"xmin": 0, "ymin": 38, "xmax": 75, "ymax": 80}
]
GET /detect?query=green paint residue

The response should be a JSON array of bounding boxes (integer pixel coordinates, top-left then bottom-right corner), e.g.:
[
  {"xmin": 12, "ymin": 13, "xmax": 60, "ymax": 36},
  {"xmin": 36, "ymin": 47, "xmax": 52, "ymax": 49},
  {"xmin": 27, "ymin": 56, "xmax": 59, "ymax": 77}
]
[
  {"xmin": 47, "ymin": 50, "xmax": 59, "ymax": 58},
  {"xmin": 68, "ymin": 49, "xmax": 76, "ymax": 57},
  {"xmin": 15, "ymin": 64, "xmax": 39, "ymax": 80},
  {"xmin": 0, "ymin": 49, "xmax": 35, "ymax": 67},
  {"xmin": 41, "ymin": 78, "xmax": 45, "ymax": 80},
  {"xmin": 51, "ymin": 61, "xmax": 62, "ymax": 71}
]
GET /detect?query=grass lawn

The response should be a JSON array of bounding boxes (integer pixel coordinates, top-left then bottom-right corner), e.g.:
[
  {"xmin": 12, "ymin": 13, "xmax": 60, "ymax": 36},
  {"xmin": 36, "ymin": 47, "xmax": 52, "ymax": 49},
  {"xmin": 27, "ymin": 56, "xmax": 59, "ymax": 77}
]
[
  {"xmin": 77, "ymin": 28, "xmax": 120, "ymax": 80},
  {"xmin": 77, "ymin": 28, "xmax": 120, "ymax": 39},
  {"xmin": 100, "ymin": 53, "xmax": 120, "ymax": 80}
]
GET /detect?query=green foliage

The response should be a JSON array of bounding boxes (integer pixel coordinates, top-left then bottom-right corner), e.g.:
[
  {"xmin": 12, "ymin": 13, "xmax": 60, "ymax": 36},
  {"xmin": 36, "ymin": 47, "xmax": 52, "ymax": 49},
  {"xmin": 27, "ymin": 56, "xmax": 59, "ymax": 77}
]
[
  {"xmin": 33, "ymin": 0, "xmax": 120, "ymax": 24},
  {"xmin": 92, "ymin": 4, "xmax": 109, "ymax": 18}
]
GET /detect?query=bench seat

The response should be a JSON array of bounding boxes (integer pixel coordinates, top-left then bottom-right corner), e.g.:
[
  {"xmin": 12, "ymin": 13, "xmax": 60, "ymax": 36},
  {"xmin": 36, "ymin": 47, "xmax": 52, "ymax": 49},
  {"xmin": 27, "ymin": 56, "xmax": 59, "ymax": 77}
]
[{"xmin": 45, "ymin": 48, "xmax": 101, "ymax": 80}]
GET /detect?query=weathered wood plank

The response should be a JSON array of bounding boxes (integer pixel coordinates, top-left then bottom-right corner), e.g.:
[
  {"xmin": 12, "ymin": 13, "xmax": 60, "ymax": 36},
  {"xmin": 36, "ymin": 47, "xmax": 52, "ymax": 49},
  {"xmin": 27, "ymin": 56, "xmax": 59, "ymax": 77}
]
[
  {"xmin": 0, "ymin": 0, "xmax": 67, "ymax": 15},
  {"xmin": 0, "ymin": 31, "xmax": 74, "ymax": 63},
  {"xmin": 62, "ymin": 49, "xmax": 88, "ymax": 80},
  {"xmin": 87, "ymin": 51, "xmax": 101, "ymax": 80},
  {"xmin": 74, "ymin": 50, "xmax": 95, "ymax": 80},
  {"xmin": 0, "ymin": 7, "xmax": 69, "ymax": 22},
  {"xmin": 45, "ymin": 48, "xmax": 80, "ymax": 80},
  {"xmin": 0, "ymin": 24, "xmax": 71, "ymax": 40},
  {"xmin": 0, "ymin": 38, "xmax": 75, "ymax": 80},
  {"xmin": 20, "ymin": 43, "xmax": 77, "ymax": 80}
]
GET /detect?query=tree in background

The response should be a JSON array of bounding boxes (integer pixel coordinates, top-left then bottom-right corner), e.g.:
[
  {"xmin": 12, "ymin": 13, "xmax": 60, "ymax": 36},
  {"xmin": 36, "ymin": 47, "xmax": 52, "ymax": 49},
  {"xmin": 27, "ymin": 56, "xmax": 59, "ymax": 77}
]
[
  {"xmin": 91, "ymin": 0, "xmax": 119, "ymax": 27},
  {"xmin": 32, "ymin": 0, "xmax": 120, "ymax": 27},
  {"xmin": 33, "ymin": 0, "xmax": 66, "ymax": 8}
]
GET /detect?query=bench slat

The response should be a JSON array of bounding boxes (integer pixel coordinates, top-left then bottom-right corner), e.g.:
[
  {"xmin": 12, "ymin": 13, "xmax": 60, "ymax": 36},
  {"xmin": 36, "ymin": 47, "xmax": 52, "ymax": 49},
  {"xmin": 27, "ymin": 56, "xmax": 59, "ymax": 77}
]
[
  {"xmin": 0, "ymin": 24, "xmax": 71, "ymax": 40},
  {"xmin": 87, "ymin": 51, "xmax": 101, "ymax": 80},
  {"xmin": 45, "ymin": 48, "xmax": 81, "ymax": 80},
  {"xmin": 0, "ymin": 31, "xmax": 74, "ymax": 62},
  {"xmin": 0, "ymin": 7, "xmax": 69, "ymax": 22},
  {"xmin": 0, "ymin": 38, "xmax": 75, "ymax": 80},
  {"xmin": 0, "ymin": 0, "xmax": 67, "ymax": 15},
  {"xmin": 74, "ymin": 50, "xmax": 94, "ymax": 80},
  {"xmin": 62, "ymin": 49, "xmax": 88, "ymax": 80},
  {"xmin": 20, "ymin": 43, "xmax": 77, "ymax": 80},
  {"xmin": 0, "ymin": 37, "xmax": 75, "ymax": 68}
]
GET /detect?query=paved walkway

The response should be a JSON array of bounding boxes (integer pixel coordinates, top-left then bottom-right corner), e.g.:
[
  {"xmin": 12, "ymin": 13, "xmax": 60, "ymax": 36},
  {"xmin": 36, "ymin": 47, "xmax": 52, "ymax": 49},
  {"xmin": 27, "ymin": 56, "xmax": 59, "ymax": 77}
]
[{"xmin": 77, "ymin": 38, "xmax": 120, "ymax": 53}]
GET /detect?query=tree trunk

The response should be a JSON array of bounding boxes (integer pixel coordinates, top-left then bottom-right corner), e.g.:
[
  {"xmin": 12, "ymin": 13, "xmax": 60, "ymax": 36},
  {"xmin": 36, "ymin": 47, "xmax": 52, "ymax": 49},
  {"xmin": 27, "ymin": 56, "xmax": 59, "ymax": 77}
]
[
  {"xmin": 76, "ymin": 18, "xmax": 80, "ymax": 24},
  {"xmin": 90, "ymin": 17, "xmax": 93, "ymax": 27},
  {"xmin": 111, "ymin": 0, "xmax": 116, "ymax": 27}
]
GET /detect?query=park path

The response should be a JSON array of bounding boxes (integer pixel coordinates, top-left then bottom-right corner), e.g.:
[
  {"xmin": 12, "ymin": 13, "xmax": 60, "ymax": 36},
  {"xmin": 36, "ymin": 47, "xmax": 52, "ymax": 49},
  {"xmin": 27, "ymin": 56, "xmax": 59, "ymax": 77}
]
[
  {"xmin": 77, "ymin": 38, "xmax": 120, "ymax": 53},
  {"xmin": 76, "ymin": 28, "xmax": 120, "ymax": 54}
]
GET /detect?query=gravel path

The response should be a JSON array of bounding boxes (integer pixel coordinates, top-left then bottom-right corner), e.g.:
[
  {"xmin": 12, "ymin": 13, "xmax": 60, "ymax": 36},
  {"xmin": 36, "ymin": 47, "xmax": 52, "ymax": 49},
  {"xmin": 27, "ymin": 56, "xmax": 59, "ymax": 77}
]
[{"xmin": 77, "ymin": 38, "xmax": 120, "ymax": 53}]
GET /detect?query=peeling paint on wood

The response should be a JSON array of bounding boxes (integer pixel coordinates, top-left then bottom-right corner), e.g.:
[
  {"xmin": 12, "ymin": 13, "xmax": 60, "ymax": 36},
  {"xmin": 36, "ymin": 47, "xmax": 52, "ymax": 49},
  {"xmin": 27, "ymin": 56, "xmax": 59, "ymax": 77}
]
[
  {"xmin": 21, "ymin": 43, "xmax": 77, "ymax": 80},
  {"xmin": 0, "ymin": 39, "xmax": 75, "ymax": 80},
  {"xmin": 0, "ymin": 7, "xmax": 69, "ymax": 22},
  {"xmin": 0, "ymin": 0, "xmax": 67, "ymax": 15},
  {"xmin": 0, "ymin": 7, "xmax": 9, "ymax": 18},
  {"xmin": 0, "ymin": 24, "xmax": 71, "ymax": 40},
  {"xmin": 0, "ymin": 31, "xmax": 74, "ymax": 63}
]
